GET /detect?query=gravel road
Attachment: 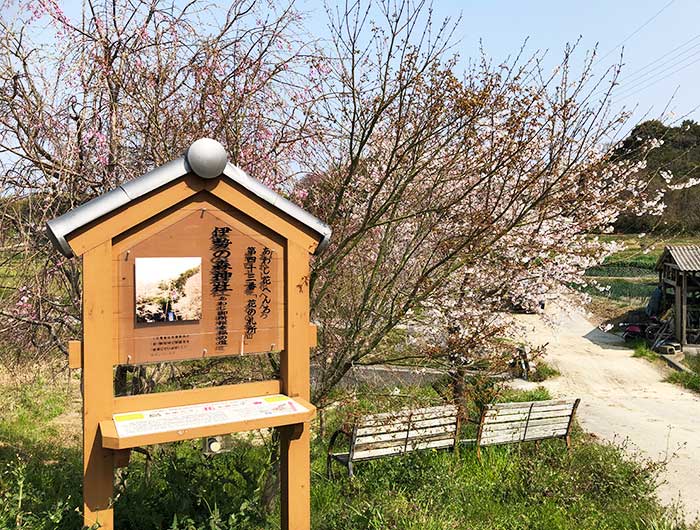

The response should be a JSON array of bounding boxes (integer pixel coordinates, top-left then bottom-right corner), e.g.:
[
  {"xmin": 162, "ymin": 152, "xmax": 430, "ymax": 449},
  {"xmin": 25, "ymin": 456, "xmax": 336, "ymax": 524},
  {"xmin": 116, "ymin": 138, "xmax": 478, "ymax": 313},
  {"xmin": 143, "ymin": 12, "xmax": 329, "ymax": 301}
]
[{"xmin": 514, "ymin": 304, "xmax": 700, "ymax": 524}]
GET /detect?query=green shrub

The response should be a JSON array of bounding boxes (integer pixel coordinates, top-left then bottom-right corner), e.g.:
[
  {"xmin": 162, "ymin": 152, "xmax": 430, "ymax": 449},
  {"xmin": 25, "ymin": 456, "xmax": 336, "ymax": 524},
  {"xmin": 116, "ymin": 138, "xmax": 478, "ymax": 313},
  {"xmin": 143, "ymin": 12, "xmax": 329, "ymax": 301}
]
[
  {"xmin": 579, "ymin": 278, "xmax": 656, "ymax": 301},
  {"xmin": 529, "ymin": 362, "xmax": 561, "ymax": 382},
  {"xmin": 666, "ymin": 371, "xmax": 700, "ymax": 394},
  {"xmin": 632, "ymin": 341, "xmax": 659, "ymax": 362},
  {"xmin": 586, "ymin": 266, "xmax": 656, "ymax": 277}
]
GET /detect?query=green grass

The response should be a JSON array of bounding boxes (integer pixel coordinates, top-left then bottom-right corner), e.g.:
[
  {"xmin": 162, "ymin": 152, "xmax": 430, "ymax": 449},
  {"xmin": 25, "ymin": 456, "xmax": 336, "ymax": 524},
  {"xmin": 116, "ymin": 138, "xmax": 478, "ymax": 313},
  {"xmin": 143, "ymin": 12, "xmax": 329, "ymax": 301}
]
[
  {"xmin": 529, "ymin": 361, "xmax": 561, "ymax": 382},
  {"xmin": 683, "ymin": 355, "xmax": 700, "ymax": 374},
  {"xmin": 0, "ymin": 379, "xmax": 694, "ymax": 530},
  {"xmin": 666, "ymin": 371, "xmax": 700, "ymax": 394},
  {"xmin": 632, "ymin": 341, "xmax": 660, "ymax": 362},
  {"xmin": 580, "ymin": 278, "xmax": 657, "ymax": 302}
]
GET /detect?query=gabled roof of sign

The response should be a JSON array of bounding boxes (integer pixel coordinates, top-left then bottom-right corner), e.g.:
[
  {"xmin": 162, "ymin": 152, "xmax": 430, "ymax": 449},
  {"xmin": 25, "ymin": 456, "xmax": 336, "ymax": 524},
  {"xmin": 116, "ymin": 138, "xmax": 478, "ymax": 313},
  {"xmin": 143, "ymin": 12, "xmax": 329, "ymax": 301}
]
[
  {"xmin": 656, "ymin": 245, "xmax": 700, "ymax": 272},
  {"xmin": 46, "ymin": 138, "xmax": 331, "ymax": 257}
]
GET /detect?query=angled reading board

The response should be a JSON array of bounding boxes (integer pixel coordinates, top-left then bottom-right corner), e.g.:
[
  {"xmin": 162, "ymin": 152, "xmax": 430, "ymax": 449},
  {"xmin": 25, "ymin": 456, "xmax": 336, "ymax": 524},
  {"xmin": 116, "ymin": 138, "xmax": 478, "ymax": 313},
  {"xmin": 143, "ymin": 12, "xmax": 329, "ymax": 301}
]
[{"xmin": 47, "ymin": 138, "xmax": 330, "ymax": 530}]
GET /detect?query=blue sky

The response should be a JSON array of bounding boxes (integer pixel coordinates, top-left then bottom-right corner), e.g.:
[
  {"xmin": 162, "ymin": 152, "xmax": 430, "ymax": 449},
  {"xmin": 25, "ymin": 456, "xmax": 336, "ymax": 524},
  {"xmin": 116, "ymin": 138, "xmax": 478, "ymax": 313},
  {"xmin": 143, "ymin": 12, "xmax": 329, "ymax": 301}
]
[
  {"xmin": 301, "ymin": 0, "xmax": 700, "ymax": 133},
  {"xmin": 37, "ymin": 1, "xmax": 700, "ymax": 134}
]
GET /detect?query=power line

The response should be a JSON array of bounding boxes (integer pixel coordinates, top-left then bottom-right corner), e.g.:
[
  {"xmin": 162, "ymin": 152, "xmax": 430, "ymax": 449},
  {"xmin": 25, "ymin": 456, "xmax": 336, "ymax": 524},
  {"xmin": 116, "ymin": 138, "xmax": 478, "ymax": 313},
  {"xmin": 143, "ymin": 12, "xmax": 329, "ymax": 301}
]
[
  {"xmin": 617, "ymin": 33, "xmax": 700, "ymax": 83},
  {"xmin": 614, "ymin": 46, "xmax": 700, "ymax": 97},
  {"xmin": 616, "ymin": 35, "xmax": 700, "ymax": 87},
  {"xmin": 595, "ymin": 0, "xmax": 676, "ymax": 65},
  {"xmin": 616, "ymin": 55, "xmax": 700, "ymax": 101}
]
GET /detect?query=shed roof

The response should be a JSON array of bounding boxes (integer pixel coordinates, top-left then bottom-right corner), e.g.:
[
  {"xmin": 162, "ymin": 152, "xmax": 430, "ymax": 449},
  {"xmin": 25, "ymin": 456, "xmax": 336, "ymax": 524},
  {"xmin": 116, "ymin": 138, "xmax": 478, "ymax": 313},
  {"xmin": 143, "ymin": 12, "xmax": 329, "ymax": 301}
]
[
  {"xmin": 656, "ymin": 245, "xmax": 700, "ymax": 272},
  {"xmin": 46, "ymin": 139, "xmax": 331, "ymax": 257}
]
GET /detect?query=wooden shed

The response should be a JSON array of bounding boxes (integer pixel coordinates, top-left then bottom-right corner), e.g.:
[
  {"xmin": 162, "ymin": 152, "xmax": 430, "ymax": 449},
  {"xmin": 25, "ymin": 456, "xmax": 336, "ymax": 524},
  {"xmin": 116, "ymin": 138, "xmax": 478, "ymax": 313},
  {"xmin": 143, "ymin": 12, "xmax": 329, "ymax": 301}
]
[{"xmin": 656, "ymin": 245, "xmax": 700, "ymax": 352}]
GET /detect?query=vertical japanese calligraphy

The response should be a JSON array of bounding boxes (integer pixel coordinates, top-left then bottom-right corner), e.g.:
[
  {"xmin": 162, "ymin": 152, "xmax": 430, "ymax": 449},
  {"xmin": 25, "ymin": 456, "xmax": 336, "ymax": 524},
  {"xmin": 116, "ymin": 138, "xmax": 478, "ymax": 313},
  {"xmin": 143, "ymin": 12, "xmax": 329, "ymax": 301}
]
[
  {"xmin": 260, "ymin": 247, "xmax": 272, "ymax": 320},
  {"xmin": 244, "ymin": 246, "xmax": 257, "ymax": 340},
  {"xmin": 211, "ymin": 227, "xmax": 232, "ymax": 350}
]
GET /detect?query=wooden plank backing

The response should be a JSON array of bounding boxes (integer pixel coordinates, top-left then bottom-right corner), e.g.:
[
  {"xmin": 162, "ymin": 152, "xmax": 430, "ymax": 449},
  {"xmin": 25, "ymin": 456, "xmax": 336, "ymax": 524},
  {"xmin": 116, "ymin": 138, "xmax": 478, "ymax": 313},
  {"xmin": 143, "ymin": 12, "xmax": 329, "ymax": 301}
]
[
  {"xmin": 478, "ymin": 398, "xmax": 579, "ymax": 448},
  {"xmin": 356, "ymin": 424, "xmax": 456, "ymax": 446},
  {"xmin": 358, "ymin": 405, "xmax": 457, "ymax": 426},
  {"xmin": 350, "ymin": 405, "xmax": 458, "ymax": 459},
  {"xmin": 356, "ymin": 415, "xmax": 456, "ymax": 436},
  {"xmin": 484, "ymin": 409, "xmax": 573, "ymax": 424},
  {"xmin": 486, "ymin": 399, "xmax": 575, "ymax": 411},
  {"xmin": 482, "ymin": 417, "xmax": 570, "ymax": 434},
  {"xmin": 481, "ymin": 427, "xmax": 568, "ymax": 446}
]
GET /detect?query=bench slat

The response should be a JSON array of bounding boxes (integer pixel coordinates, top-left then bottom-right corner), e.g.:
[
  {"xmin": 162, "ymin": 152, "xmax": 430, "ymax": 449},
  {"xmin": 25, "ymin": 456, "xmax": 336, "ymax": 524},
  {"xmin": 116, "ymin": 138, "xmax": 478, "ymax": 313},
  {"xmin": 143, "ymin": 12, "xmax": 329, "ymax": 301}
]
[
  {"xmin": 481, "ymin": 417, "xmax": 570, "ymax": 435},
  {"xmin": 409, "ymin": 437, "xmax": 455, "ymax": 451},
  {"xmin": 352, "ymin": 445, "xmax": 405, "ymax": 460},
  {"xmin": 481, "ymin": 425, "xmax": 569, "ymax": 444},
  {"xmin": 486, "ymin": 399, "xmax": 576, "ymax": 411},
  {"xmin": 485, "ymin": 405, "xmax": 573, "ymax": 417},
  {"xmin": 355, "ymin": 421, "xmax": 411, "ymax": 437},
  {"xmin": 483, "ymin": 407, "xmax": 574, "ymax": 424},
  {"xmin": 355, "ymin": 424, "xmax": 456, "ymax": 448}
]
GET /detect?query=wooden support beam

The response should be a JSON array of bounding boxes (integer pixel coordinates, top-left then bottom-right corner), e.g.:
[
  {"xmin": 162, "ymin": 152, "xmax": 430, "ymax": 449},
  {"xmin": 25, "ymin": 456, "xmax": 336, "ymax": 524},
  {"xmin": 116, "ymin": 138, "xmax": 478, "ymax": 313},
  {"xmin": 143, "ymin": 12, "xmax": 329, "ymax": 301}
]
[
  {"xmin": 82, "ymin": 241, "xmax": 115, "ymax": 530},
  {"xmin": 280, "ymin": 241, "xmax": 312, "ymax": 530},
  {"xmin": 309, "ymin": 324, "xmax": 318, "ymax": 348},
  {"xmin": 68, "ymin": 340, "xmax": 82, "ymax": 369}
]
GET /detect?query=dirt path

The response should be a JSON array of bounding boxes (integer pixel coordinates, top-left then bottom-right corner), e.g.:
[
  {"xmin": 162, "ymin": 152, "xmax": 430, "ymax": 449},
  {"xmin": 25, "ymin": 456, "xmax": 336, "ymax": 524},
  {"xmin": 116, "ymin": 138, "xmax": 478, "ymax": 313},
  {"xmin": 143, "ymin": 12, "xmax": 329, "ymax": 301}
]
[{"xmin": 515, "ymin": 304, "xmax": 700, "ymax": 523}]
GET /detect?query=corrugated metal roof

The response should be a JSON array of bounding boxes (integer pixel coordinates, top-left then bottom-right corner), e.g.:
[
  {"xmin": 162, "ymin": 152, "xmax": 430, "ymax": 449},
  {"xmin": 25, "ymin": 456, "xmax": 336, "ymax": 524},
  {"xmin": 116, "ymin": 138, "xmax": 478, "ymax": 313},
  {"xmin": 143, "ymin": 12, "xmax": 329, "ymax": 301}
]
[
  {"xmin": 46, "ymin": 139, "xmax": 332, "ymax": 257},
  {"xmin": 661, "ymin": 245, "xmax": 700, "ymax": 272}
]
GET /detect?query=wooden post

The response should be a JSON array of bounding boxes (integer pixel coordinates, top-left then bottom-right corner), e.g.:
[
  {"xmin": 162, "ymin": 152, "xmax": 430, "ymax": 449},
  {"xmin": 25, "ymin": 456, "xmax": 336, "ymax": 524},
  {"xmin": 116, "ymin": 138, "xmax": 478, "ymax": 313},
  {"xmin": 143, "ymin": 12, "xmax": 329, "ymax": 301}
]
[
  {"xmin": 681, "ymin": 273, "xmax": 688, "ymax": 347},
  {"xmin": 82, "ymin": 241, "xmax": 115, "ymax": 529},
  {"xmin": 280, "ymin": 241, "xmax": 311, "ymax": 530}
]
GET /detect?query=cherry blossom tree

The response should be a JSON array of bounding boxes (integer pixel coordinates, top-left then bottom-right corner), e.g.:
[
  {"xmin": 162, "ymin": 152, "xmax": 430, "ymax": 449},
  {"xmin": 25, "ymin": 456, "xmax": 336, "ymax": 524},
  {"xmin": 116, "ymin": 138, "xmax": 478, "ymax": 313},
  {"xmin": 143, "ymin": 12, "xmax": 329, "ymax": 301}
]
[
  {"xmin": 300, "ymin": 1, "xmax": 667, "ymax": 404},
  {"xmin": 0, "ymin": 0, "xmax": 320, "ymax": 372},
  {"xmin": 0, "ymin": 0, "xmax": 680, "ymax": 410}
]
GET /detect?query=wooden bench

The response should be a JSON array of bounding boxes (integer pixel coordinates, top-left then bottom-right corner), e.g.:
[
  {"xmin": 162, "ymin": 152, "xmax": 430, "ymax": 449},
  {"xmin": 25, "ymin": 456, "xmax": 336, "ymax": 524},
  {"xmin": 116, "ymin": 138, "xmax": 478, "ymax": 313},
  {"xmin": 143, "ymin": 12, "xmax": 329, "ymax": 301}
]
[
  {"xmin": 474, "ymin": 398, "xmax": 580, "ymax": 460},
  {"xmin": 326, "ymin": 404, "xmax": 459, "ymax": 478}
]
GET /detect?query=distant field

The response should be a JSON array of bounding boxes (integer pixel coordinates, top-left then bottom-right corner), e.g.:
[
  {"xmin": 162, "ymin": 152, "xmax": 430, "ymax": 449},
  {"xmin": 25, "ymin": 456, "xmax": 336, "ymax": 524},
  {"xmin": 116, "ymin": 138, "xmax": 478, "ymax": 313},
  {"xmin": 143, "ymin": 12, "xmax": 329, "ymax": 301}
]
[{"xmin": 583, "ymin": 233, "xmax": 700, "ymax": 322}]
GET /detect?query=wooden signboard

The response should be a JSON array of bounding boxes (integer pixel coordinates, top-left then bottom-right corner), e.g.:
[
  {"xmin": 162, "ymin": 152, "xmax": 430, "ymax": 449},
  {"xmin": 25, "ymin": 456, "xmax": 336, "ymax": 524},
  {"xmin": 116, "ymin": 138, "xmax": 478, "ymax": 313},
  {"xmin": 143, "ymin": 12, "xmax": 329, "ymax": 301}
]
[
  {"xmin": 115, "ymin": 206, "xmax": 285, "ymax": 364},
  {"xmin": 46, "ymin": 139, "xmax": 330, "ymax": 530}
]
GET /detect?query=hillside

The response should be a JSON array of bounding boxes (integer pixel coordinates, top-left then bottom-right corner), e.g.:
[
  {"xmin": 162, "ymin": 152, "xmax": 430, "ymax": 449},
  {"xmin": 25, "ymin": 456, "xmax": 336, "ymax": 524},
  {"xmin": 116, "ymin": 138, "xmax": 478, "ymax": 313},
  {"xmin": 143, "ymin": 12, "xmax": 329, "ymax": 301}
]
[{"xmin": 615, "ymin": 120, "xmax": 700, "ymax": 233}]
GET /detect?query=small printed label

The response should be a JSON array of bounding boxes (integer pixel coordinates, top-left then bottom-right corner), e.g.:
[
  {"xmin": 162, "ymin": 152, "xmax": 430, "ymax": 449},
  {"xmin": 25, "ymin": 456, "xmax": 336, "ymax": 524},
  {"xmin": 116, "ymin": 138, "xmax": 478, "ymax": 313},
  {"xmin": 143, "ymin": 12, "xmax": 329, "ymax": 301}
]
[
  {"xmin": 114, "ymin": 413, "xmax": 145, "ymax": 422},
  {"xmin": 263, "ymin": 395, "xmax": 289, "ymax": 403}
]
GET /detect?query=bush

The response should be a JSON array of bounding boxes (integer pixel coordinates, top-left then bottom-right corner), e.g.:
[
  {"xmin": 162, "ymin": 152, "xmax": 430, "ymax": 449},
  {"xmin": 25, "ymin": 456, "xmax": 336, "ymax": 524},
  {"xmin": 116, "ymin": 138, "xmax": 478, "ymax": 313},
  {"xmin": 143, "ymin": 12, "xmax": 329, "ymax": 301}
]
[
  {"xmin": 529, "ymin": 362, "xmax": 561, "ymax": 382},
  {"xmin": 632, "ymin": 341, "xmax": 659, "ymax": 362},
  {"xmin": 666, "ymin": 371, "xmax": 700, "ymax": 394}
]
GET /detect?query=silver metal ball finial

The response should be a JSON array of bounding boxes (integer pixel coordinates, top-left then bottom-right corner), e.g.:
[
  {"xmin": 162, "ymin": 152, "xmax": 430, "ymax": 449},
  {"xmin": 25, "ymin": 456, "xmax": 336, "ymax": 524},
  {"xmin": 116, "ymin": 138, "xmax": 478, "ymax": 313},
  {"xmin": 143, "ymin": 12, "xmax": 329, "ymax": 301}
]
[{"xmin": 186, "ymin": 138, "xmax": 228, "ymax": 179}]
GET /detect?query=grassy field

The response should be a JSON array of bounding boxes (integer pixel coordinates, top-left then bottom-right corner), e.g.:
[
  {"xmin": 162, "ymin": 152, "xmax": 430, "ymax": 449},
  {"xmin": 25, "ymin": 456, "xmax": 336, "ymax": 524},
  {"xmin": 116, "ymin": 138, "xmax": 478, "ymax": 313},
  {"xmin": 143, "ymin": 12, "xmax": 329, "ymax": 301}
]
[
  {"xmin": 583, "ymin": 234, "xmax": 700, "ymax": 324},
  {"xmin": 0, "ymin": 375, "xmax": 694, "ymax": 530}
]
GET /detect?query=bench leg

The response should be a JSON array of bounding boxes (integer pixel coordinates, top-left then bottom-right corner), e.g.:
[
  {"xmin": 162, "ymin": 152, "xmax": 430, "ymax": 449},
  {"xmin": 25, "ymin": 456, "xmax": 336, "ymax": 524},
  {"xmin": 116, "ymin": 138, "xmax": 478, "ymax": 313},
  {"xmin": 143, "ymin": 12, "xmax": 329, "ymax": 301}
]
[
  {"xmin": 348, "ymin": 460, "xmax": 354, "ymax": 479},
  {"xmin": 326, "ymin": 454, "xmax": 336, "ymax": 480},
  {"xmin": 476, "ymin": 444, "xmax": 482, "ymax": 463}
]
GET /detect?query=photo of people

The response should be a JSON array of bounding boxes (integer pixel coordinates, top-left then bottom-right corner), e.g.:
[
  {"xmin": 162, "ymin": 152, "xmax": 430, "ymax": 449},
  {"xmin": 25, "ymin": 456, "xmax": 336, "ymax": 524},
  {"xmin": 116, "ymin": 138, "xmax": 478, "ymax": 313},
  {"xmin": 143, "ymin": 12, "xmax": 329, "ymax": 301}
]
[{"xmin": 135, "ymin": 257, "xmax": 202, "ymax": 324}]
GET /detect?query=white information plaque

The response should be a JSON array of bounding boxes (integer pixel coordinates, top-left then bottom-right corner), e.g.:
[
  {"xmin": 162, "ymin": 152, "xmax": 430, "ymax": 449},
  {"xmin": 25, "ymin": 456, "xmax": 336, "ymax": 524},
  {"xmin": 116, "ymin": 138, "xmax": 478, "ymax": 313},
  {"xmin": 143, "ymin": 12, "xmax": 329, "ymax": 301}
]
[{"xmin": 112, "ymin": 394, "xmax": 307, "ymax": 438}]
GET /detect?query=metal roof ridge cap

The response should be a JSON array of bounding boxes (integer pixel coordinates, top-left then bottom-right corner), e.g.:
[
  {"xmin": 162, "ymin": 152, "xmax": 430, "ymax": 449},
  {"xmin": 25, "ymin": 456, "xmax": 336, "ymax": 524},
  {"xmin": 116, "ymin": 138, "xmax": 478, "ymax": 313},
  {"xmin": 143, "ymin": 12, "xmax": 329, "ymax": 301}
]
[
  {"xmin": 222, "ymin": 163, "xmax": 332, "ymax": 254},
  {"xmin": 120, "ymin": 157, "xmax": 189, "ymax": 200}
]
